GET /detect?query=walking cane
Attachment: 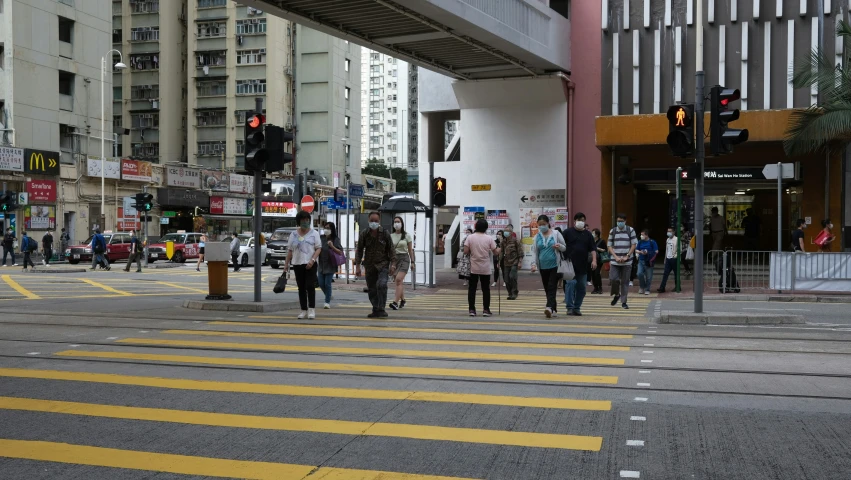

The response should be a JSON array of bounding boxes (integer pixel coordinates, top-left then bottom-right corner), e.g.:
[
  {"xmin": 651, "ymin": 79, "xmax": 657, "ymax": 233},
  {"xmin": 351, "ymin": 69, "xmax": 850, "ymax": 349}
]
[{"xmin": 497, "ymin": 266, "xmax": 502, "ymax": 315}]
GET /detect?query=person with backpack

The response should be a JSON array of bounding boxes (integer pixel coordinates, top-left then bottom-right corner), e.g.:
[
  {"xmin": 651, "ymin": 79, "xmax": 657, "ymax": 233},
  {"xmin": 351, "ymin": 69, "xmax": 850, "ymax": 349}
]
[
  {"xmin": 229, "ymin": 231, "xmax": 241, "ymax": 272},
  {"xmin": 90, "ymin": 229, "xmax": 110, "ymax": 271},
  {"xmin": 21, "ymin": 232, "xmax": 36, "ymax": 271},
  {"xmin": 607, "ymin": 213, "xmax": 637, "ymax": 309},
  {"xmin": 3, "ymin": 227, "xmax": 16, "ymax": 266},
  {"xmin": 317, "ymin": 221, "xmax": 344, "ymax": 309},
  {"xmin": 42, "ymin": 230, "xmax": 54, "ymax": 266},
  {"xmin": 123, "ymin": 230, "xmax": 143, "ymax": 273}
]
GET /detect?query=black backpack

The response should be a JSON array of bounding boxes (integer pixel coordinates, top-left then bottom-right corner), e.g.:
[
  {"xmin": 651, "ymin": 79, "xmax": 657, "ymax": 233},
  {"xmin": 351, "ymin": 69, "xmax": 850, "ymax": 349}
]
[{"xmin": 25, "ymin": 237, "xmax": 37, "ymax": 253}]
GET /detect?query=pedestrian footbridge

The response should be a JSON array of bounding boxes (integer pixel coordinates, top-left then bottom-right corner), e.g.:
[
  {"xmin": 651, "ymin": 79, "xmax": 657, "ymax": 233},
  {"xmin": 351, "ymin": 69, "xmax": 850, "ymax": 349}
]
[{"xmin": 242, "ymin": 0, "xmax": 571, "ymax": 79}]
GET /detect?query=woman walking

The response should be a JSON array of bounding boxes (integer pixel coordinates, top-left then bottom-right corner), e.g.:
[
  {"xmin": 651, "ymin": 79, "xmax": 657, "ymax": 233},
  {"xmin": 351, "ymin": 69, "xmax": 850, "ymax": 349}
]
[
  {"xmin": 196, "ymin": 233, "xmax": 207, "ymax": 271},
  {"xmin": 318, "ymin": 221, "xmax": 344, "ymax": 309},
  {"xmin": 816, "ymin": 219, "xmax": 836, "ymax": 252},
  {"xmin": 530, "ymin": 215, "xmax": 566, "ymax": 318},
  {"xmin": 389, "ymin": 216, "xmax": 415, "ymax": 311},
  {"xmin": 491, "ymin": 230, "xmax": 503, "ymax": 287},
  {"xmin": 464, "ymin": 219, "xmax": 500, "ymax": 317},
  {"xmin": 285, "ymin": 210, "xmax": 322, "ymax": 319},
  {"xmin": 457, "ymin": 227, "xmax": 473, "ymax": 286},
  {"xmin": 590, "ymin": 228, "xmax": 606, "ymax": 294}
]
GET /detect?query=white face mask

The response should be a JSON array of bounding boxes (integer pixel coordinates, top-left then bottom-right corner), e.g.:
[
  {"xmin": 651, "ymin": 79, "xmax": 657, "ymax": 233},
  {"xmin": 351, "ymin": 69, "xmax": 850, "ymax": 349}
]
[
  {"xmin": 319, "ymin": 229, "xmax": 326, "ymax": 236},
  {"xmin": 575, "ymin": 221, "xmax": 585, "ymax": 229},
  {"xmin": 394, "ymin": 222, "xmax": 402, "ymax": 231}
]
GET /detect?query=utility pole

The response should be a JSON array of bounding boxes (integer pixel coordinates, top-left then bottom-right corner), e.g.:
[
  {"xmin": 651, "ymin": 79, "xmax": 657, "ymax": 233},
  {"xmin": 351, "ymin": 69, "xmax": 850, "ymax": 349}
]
[
  {"xmin": 252, "ymin": 97, "xmax": 263, "ymax": 302},
  {"xmin": 693, "ymin": 0, "xmax": 706, "ymax": 312},
  {"xmin": 143, "ymin": 185, "xmax": 149, "ymax": 267},
  {"xmin": 429, "ymin": 160, "xmax": 435, "ymax": 287}
]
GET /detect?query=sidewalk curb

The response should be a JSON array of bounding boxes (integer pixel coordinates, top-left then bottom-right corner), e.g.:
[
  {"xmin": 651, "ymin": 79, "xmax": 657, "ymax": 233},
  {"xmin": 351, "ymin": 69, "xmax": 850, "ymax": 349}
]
[
  {"xmin": 183, "ymin": 299, "xmax": 301, "ymax": 312},
  {"xmin": 659, "ymin": 311, "xmax": 805, "ymax": 325},
  {"xmin": 25, "ymin": 268, "xmax": 88, "ymax": 274},
  {"xmin": 677, "ymin": 295, "xmax": 851, "ymax": 304}
]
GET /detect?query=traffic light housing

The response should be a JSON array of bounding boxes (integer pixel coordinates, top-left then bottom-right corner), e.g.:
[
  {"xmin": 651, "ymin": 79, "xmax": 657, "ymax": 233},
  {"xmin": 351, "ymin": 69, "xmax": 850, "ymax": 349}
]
[
  {"xmin": 244, "ymin": 112, "xmax": 266, "ymax": 172},
  {"xmin": 0, "ymin": 192, "xmax": 16, "ymax": 213},
  {"xmin": 264, "ymin": 124, "xmax": 295, "ymax": 172},
  {"xmin": 134, "ymin": 192, "xmax": 154, "ymax": 212},
  {"xmin": 666, "ymin": 104, "xmax": 695, "ymax": 157},
  {"xmin": 710, "ymin": 86, "xmax": 749, "ymax": 156},
  {"xmin": 432, "ymin": 177, "xmax": 447, "ymax": 207}
]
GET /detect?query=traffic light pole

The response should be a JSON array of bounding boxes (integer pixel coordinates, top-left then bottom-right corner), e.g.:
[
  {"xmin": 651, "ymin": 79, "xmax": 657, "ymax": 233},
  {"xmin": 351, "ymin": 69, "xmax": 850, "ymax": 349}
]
[
  {"xmin": 429, "ymin": 160, "xmax": 435, "ymax": 287},
  {"xmin": 253, "ymin": 97, "xmax": 263, "ymax": 303},
  {"xmin": 693, "ymin": 0, "xmax": 705, "ymax": 313},
  {"xmin": 143, "ymin": 186, "xmax": 149, "ymax": 268},
  {"xmin": 675, "ymin": 168, "xmax": 682, "ymax": 293}
]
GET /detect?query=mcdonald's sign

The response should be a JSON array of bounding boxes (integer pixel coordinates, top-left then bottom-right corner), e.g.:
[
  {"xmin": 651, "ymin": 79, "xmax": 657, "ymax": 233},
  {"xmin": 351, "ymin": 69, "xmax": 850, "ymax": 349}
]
[{"xmin": 23, "ymin": 149, "xmax": 60, "ymax": 176}]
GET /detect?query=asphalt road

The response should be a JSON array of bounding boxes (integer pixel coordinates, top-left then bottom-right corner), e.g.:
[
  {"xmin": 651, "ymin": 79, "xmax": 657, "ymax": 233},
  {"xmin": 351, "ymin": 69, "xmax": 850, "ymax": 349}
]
[{"xmin": 0, "ymin": 265, "xmax": 849, "ymax": 479}]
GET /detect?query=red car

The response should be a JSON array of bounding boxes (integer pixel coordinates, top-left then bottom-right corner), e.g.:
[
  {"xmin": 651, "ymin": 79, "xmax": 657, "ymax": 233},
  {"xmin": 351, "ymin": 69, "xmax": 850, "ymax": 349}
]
[
  {"xmin": 64, "ymin": 232, "xmax": 137, "ymax": 265},
  {"xmin": 147, "ymin": 232, "xmax": 203, "ymax": 263}
]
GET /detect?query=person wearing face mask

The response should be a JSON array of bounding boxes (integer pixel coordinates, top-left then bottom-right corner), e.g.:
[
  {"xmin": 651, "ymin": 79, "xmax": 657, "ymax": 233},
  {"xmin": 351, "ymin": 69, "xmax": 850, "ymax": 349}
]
[
  {"xmin": 491, "ymin": 230, "xmax": 503, "ymax": 288},
  {"xmin": 355, "ymin": 211, "xmax": 395, "ymax": 318},
  {"xmin": 389, "ymin": 216, "xmax": 414, "ymax": 310},
  {"xmin": 656, "ymin": 227, "xmax": 680, "ymax": 293},
  {"xmin": 590, "ymin": 228, "xmax": 607, "ymax": 294},
  {"xmin": 636, "ymin": 229, "xmax": 658, "ymax": 295},
  {"xmin": 561, "ymin": 212, "xmax": 598, "ymax": 316},
  {"xmin": 816, "ymin": 219, "xmax": 836, "ymax": 252},
  {"xmin": 285, "ymin": 210, "xmax": 322, "ymax": 319},
  {"xmin": 317, "ymin": 221, "xmax": 344, "ymax": 309},
  {"xmin": 607, "ymin": 213, "xmax": 637, "ymax": 309},
  {"xmin": 530, "ymin": 215, "xmax": 566, "ymax": 318},
  {"xmin": 500, "ymin": 224, "xmax": 523, "ymax": 300}
]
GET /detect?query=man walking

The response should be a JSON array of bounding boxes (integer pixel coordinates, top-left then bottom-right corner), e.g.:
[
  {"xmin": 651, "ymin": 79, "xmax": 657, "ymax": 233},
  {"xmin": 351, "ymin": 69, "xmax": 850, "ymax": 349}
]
[
  {"xmin": 90, "ymin": 229, "xmax": 110, "ymax": 271},
  {"xmin": 656, "ymin": 227, "xmax": 680, "ymax": 293},
  {"xmin": 229, "ymin": 231, "xmax": 241, "ymax": 272},
  {"xmin": 20, "ymin": 232, "xmax": 36, "ymax": 271},
  {"xmin": 355, "ymin": 211, "xmax": 394, "ymax": 318},
  {"xmin": 123, "ymin": 230, "xmax": 143, "ymax": 272},
  {"xmin": 42, "ymin": 230, "xmax": 54, "ymax": 265},
  {"xmin": 60, "ymin": 228, "xmax": 70, "ymax": 254},
  {"xmin": 563, "ymin": 212, "xmax": 598, "ymax": 316},
  {"xmin": 500, "ymin": 224, "xmax": 523, "ymax": 300},
  {"xmin": 709, "ymin": 206, "xmax": 726, "ymax": 251},
  {"xmin": 607, "ymin": 213, "xmax": 637, "ymax": 309},
  {"xmin": 2, "ymin": 227, "xmax": 16, "ymax": 266}
]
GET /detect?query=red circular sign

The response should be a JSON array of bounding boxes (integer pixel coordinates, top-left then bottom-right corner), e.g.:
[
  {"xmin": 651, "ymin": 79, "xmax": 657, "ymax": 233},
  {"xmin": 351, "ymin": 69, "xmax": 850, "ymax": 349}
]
[{"xmin": 301, "ymin": 195, "xmax": 315, "ymax": 213}]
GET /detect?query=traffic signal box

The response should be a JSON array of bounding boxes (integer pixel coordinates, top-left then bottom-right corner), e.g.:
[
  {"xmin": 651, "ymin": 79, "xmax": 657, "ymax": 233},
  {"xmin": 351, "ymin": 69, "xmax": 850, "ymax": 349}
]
[
  {"xmin": 244, "ymin": 113, "xmax": 266, "ymax": 173},
  {"xmin": 264, "ymin": 125, "xmax": 295, "ymax": 173},
  {"xmin": 432, "ymin": 177, "xmax": 447, "ymax": 207},
  {"xmin": 134, "ymin": 193, "xmax": 154, "ymax": 212},
  {"xmin": 666, "ymin": 104, "xmax": 695, "ymax": 157},
  {"xmin": 709, "ymin": 86, "xmax": 749, "ymax": 156}
]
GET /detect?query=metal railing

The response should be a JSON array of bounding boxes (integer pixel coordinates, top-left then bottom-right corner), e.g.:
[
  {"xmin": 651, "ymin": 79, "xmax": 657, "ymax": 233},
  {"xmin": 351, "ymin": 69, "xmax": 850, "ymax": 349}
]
[
  {"xmin": 705, "ymin": 250, "xmax": 772, "ymax": 292},
  {"xmin": 706, "ymin": 250, "xmax": 851, "ymax": 293}
]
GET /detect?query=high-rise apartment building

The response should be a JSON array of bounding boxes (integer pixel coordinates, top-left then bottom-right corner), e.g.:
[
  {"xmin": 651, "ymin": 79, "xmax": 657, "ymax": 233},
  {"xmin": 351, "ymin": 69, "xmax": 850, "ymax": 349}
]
[
  {"xmin": 360, "ymin": 49, "xmax": 418, "ymax": 169},
  {"xmin": 113, "ymin": 0, "xmax": 187, "ymax": 165}
]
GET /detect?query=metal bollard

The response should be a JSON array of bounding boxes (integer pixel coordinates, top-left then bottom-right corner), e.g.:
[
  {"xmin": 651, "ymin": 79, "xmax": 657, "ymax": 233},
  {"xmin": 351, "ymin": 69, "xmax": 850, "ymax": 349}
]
[{"xmin": 204, "ymin": 242, "xmax": 232, "ymax": 300}]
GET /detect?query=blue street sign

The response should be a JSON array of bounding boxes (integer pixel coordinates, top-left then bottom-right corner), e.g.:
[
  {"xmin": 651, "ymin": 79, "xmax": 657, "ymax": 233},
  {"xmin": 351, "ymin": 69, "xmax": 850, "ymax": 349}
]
[
  {"xmin": 348, "ymin": 184, "xmax": 365, "ymax": 198},
  {"xmin": 320, "ymin": 198, "xmax": 352, "ymax": 210}
]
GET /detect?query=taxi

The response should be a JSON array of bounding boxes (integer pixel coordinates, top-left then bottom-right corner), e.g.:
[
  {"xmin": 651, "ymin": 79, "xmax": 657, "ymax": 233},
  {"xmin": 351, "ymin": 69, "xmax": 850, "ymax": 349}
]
[{"xmin": 147, "ymin": 231, "xmax": 203, "ymax": 263}]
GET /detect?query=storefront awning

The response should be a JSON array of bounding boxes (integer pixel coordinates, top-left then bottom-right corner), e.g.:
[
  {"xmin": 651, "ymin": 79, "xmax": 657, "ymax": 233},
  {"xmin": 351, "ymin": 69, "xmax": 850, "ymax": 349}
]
[{"xmin": 204, "ymin": 214, "xmax": 253, "ymax": 220}]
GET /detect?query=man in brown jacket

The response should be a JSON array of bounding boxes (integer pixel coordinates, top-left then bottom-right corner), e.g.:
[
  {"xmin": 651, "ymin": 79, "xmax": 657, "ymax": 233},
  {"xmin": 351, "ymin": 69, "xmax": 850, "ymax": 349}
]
[{"xmin": 499, "ymin": 224, "xmax": 524, "ymax": 300}]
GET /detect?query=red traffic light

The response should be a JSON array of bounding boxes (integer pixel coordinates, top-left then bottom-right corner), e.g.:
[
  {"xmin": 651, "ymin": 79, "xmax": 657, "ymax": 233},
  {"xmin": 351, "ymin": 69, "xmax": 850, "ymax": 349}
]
[
  {"xmin": 247, "ymin": 115, "xmax": 263, "ymax": 129},
  {"xmin": 718, "ymin": 88, "xmax": 740, "ymax": 107}
]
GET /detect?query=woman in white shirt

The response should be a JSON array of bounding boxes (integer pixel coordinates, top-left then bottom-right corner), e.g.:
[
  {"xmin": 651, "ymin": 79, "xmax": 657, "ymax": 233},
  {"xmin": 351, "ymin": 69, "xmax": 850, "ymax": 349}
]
[
  {"xmin": 285, "ymin": 210, "xmax": 322, "ymax": 319},
  {"xmin": 389, "ymin": 216, "xmax": 415, "ymax": 310}
]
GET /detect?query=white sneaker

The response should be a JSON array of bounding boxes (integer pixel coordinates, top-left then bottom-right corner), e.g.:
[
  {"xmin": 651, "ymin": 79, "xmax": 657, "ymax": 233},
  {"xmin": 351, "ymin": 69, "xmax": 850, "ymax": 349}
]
[
  {"xmin": 629, "ymin": 281, "xmax": 633, "ymax": 287},
  {"xmin": 502, "ymin": 282, "xmax": 506, "ymax": 287},
  {"xmin": 587, "ymin": 281, "xmax": 592, "ymax": 286},
  {"xmin": 545, "ymin": 307, "xmax": 552, "ymax": 318},
  {"xmin": 323, "ymin": 303, "xmax": 330, "ymax": 309},
  {"xmin": 644, "ymin": 291, "xmax": 650, "ymax": 295},
  {"xmin": 297, "ymin": 310, "xmax": 307, "ymax": 319},
  {"xmin": 307, "ymin": 308, "xmax": 316, "ymax": 319},
  {"xmin": 463, "ymin": 281, "xmax": 468, "ymax": 286},
  {"xmin": 491, "ymin": 282, "xmax": 496, "ymax": 287},
  {"xmin": 638, "ymin": 288, "xmax": 644, "ymax": 295}
]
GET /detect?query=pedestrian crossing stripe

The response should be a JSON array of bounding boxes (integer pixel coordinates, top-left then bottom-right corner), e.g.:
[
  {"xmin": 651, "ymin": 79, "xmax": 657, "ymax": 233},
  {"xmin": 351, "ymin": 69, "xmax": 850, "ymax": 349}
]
[
  {"xmin": 0, "ymin": 397, "xmax": 603, "ymax": 451},
  {"xmin": 248, "ymin": 316, "xmax": 639, "ymax": 330},
  {"xmin": 115, "ymin": 338, "xmax": 627, "ymax": 365},
  {"xmin": 0, "ymin": 439, "xmax": 478, "ymax": 480},
  {"xmin": 0, "ymin": 368, "xmax": 612, "ymax": 410},
  {"xmin": 54, "ymin": 350, "xmax": 620, "ymax": 385},
  {"xmin": 209, "ymin": 321, "xmax": 635, "ymax": 339},
  {"xmin": 162, "ymin": 329, "xmax": 631, "ymax": 352}
]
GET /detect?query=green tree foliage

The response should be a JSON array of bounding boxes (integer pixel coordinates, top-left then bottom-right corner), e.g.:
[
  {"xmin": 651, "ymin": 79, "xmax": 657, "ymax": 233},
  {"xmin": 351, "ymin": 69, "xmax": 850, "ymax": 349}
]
[{"xmin": 361, "ymin": 158, "xmax": 418, "ymax": 193}]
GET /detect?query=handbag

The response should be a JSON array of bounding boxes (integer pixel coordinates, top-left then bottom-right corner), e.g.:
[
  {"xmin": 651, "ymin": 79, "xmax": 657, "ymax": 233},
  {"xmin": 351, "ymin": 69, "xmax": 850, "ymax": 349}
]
[
  {"xmin": 273, "ymin": 272, "xmax": 288, "ymax": 294},
  {"xmin": 599, "ymin": 251, "xmax": 611, "ymax": 263},
  {"xmin": 685, "ymin": 246, "xmax": 695, "ymax": 260},
  {"xmin": 332, "ymin": 249, "xmax": 346, "ymax": 266},
  {"xmin": 558, "ymin": 256, "xmax": 575, "ymax": 282}
]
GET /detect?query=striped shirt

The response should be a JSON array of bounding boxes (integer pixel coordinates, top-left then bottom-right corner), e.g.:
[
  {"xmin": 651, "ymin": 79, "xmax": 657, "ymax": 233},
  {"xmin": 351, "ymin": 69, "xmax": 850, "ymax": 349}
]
[{"xmin": 607, "ymin": 226, "xmax": 637, "ymax": 266}]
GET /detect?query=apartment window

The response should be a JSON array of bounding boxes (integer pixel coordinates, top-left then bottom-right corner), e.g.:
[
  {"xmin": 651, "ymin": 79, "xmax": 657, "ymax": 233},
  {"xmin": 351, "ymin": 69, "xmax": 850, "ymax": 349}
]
[
  {"xmin": 388, "ymin": 94, "xmax": 397, "ymax": 101},
  {"xmin": 58, "ymin": 71, "xmax": 74, "ymax": 96},
  {"xmin": 197, "ymin": 22, "xmax": 226, "ymax": 38},
  {"xmin": 370, "ymin": 53, "xmax": 380, "ymax": 61},
  {"xmin": 130, "ymin": 26, "xmax": 159, "ymax": 42},
  {"xmin": 345, "ymin": 59, "xmax": 351, "ymax": 72},
  {"xmin": 129, "ymin": 54, "xmax": 159, "ymax": 70},
  {"xmin": 131, "ymin": 113, "xmax": 159, "ymax": 129},
  {"xmin": 345, "ymin": 144, "xmax": 351, "ymax": 167},
  {"xmin": 344, "ymin": 115, "xmax": 351, "ymax": 135},
  {"xmin": 236, "ymin": 79, "xmax": 266, "ymax": 95},
  {"xmin": 196, "ymin": 50, "xmax": 226, "ymax": 67},
  {"xmin": 113, "ymin": 1, "xmax": 122, "ymax": 15},
  {"xmin": 196, "ymin": 109, "xmax": 227, "ymax": 126},
  {"xmin": 131, "ymin": 84, "xmax": 159, "ymax": 100},
  {"xmin": 58, "ymin": 17, "xmax": 74, "ymax": 44},
  {"xmin": 235, "ymin": 140, "xmax": 245, "ymax": 154},
  {"xmin": 113, "ymin": 86, "xmax": 122, "ymax": 100},
  {"xmin": 236, "ymin": 19, "xmax": 266, "ymax": 35},
  {"xmin": 345, "ymin": 87, "xmax": 351, "ymax": 100},
  {"xmin": 197, "ymin": 141, "xmax": 225, "ymax": 156},
  {"xmin": 198, "ymin": 0, "xmax": 226, "ymax": 7},
  {"xmin": 113, "ymin": 116, "xmax": 122, "ymax": 129},
  {"xmin": 370, "ymin": 65, "xmax": 383, "ymax": 74},
  {"xmin": 196, "ymin": 79, "xmax": 227, "ymax": 97},
  {"xmin": 234, "ymin": 110, "xmax": 250, "ymax": 123},
  {"xmin": 0, "ymin": 46, "xmax": 4, "ymax": 70},
  {"xmin": 236, "ymin": 49, "xmax": 265, "ymax": 65},
  {"xmin": 113, "ymin": 29, "xmax": 122, "ymax": 44},
  {"xmin": 130, "ymin": 0, "xmax": 159, "ymax": 14},
  {"xmin": 131, "ymin": 143, "xmax": 159, "ymax": 157},
  {"xmin": 59, "ymin": 125, "xmax": 76, "ymax": 152}
]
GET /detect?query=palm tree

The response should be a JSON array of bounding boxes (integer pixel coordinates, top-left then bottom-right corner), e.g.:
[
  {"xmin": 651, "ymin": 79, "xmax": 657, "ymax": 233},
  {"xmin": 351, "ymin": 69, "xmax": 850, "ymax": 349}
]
[{"xmin": 783, "ymin": 20, "xmax": 851, "ymax": 157}]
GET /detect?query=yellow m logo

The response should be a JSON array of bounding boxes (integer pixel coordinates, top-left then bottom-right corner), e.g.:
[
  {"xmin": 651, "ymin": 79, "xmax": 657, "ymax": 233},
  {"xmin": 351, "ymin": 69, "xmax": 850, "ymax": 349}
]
[{"xmin": 29, "ymin": 153, "xmax": 44, "ymax": 171}]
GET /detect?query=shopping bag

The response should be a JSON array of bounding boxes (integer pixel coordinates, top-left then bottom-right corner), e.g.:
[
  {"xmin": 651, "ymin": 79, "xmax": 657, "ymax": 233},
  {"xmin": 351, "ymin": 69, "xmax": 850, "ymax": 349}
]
[
  {"xmin": 686, "ymin": 246, "xmax": 695, "ymax": 260},
  {"xmin": 273, "ymin": 273, "xmax": 288, "ymax": 294},
  {"xmin": 558, "ymin": 257, "xmax": 575, "ymax": 282}
]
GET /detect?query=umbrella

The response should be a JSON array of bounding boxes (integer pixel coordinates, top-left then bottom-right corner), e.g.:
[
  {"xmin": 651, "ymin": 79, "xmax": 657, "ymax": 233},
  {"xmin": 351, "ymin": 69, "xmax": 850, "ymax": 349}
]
[{"xmin": 378, "ymin": 196, "xmax": 428, "ymax": 213}]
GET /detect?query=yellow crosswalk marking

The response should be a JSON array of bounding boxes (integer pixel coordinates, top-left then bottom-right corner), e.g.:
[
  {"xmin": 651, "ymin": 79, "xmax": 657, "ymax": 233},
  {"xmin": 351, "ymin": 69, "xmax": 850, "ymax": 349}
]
[
  {"xmin": 0, "ymin": 368, "xmax": 611, "ymax": 410},
  {"xmin": 0, "ymin": 439, "xmax": 476, "ymax": 480},
  {"xmin": 249, "ymin": 316, "xmax": 639, "ymax": 330},
  {"xmin": 1, "ymin": 274, "xmax": 39, "ymax": 299},
  {"xmin": 80, "ymin": 278, "xmax": 133, "ymax": 296},
  {"xmin": 55, "ymin": 350, "xmax": 619, "ymax": 384},
  {"xmin": 155, "ymin": 281, "xmax": 208, "ymax": 294},
  {"xmin": 209, "ymin": 321, "xmax": 634, "ymax": 339},
  {"xmin": 116, "ymin": 338, "xmax": 627, "ymax": 365},
  {"xmin": 0, "ymin": 397, "xmax": 602, "ymax": 451},
  {"xmin": 162, "ymin": 329, "xmax": 631, "ymax": 352}
]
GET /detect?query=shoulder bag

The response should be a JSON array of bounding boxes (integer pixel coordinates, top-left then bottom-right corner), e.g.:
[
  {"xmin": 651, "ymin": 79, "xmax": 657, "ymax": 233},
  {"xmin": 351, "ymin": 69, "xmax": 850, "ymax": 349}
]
[{"xmin": 273, "ymin": 272, "xmax": 288, "ymax": 294}]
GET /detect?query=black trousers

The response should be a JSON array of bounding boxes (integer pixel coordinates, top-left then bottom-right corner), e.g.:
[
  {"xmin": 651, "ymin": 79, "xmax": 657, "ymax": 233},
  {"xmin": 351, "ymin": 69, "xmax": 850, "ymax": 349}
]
[
  {"xmin": 468, "ymin": 273, "xmax": 491, "ymax": 312},
  {"xmin": 590, "ymin": 262, "xmax": 603, "ymax": 291},
  {"xmin": 231, "ymin": 252, "xmax": 240, "ymax": 271},
  {"xmin": 492, "ymin": 258, "xmax": 500, "ymax": 282},
  {"xmin": 539, "ymin": 267, "xmax": 559, "ymax": 310},
  {"xmin": 22, "ymin": 252, "xmax": 35, "ymax": 269},
  {"xmin": 293, "ymin": 263, "xmax": 317, "ymax": 310},
  {"xmin": 43, "ymin": 248, "xmax": 52, "ymax": 265}
]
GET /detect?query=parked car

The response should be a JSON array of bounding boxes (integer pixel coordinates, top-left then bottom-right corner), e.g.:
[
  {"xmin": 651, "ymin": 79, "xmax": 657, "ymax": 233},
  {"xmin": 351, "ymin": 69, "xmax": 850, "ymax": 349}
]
[
  {"xmin": 147, "ymin": 232, "xmax": 204, "ymax": 263},
  {"xmin": 267, "ymin": 228, "xmax": 297, "ymax": 269},
  {"xmin": 65, "ymin": 232, "xmax": 152, "ymax": 265},
  {"xmin": 230, "ymin": 234, "xmax": 268, "ymax": 267}
]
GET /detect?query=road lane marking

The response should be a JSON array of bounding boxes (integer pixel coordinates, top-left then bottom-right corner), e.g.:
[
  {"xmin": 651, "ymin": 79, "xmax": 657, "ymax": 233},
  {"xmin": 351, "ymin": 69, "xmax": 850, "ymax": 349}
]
[
  {"xmin": 620, "ymin": 470, "xmax": 641, "ymax": 478},
  {"xmin": 116, "ymin": 338, "xmax": 627, "ymax": 366},
  {"xmin": 643, "ymin": 344, "xmax": 654, "ymax": 347},
  {"xmin": 0, "ymin": 439, "xmax": 475, "ymax": 480},
  {"xmin": 634, "ymin": 397, "xmax": 648, "ymax": 402},
  {"xmin": 626, "ymin": 440, "xmax": 645, "ymax": 447},
  {"xmin": 1, "ymin": 275, "xmax": 40, "ymax": 299},
  {"xmin": 80, "ymin": 278, "xmax": 133, "ymax": 296},
  {"xmin": 636, "ymin": 383, "xmax": 650, "ymax": 387},
  {"xmin": 155, "ymin": 281, "xmax": 208, "ymax": 294},
  {"xmin": 249, "ymin": 316, "xmax": 640, "ymax": 330},
  {"xmin": 630, "ymin": 416, "xmax": 646, "ymax": 421},
  {"xmin": 640, "ymin": 360, "xmax": 653, "ymax": 363},
  {"xmin": 54, "ymin": 351, "xmax": 620, "ymax": 385},
  {"xmin": 162, "ymin": 329, "xmax": 631, "ymax": 352},
  {"xmin": 0, "ymin": 397, "xmax": 603, "ymax": 451},
  {"xmin": 0, "ymin": 368, "xmax": 612, "ymax": 410},
  {"xmin": 742, "ymin": 308, "xmax": 810, "ymax": 311},
  {"xmin": 642, "ymin": 351, "xmax": 653, "ymax": 354},
  {"xmin": 208, "ymin": 321, "xmax": 635, "ymax": 339},
  {"xmin": 639, "ymin": 370, "xmax": 651, "ymax": 373},
  {"xmin": 26, "ymin": 352, "xmax": 40, "ymax": 355}
]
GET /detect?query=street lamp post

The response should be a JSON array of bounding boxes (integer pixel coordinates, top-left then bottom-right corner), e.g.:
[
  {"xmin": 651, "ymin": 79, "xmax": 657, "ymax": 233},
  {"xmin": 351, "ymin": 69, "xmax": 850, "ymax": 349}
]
[{"xmin": 102, "ymin": 50, "xmax": 126, "ymax": 229}]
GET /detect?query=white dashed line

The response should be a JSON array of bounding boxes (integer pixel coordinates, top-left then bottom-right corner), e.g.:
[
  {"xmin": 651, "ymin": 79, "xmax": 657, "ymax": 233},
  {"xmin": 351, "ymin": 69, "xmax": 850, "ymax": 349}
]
[
  {"xmin": 626, "ymin": 440, "xmax": 645, "ymax": 447},
  {"xmin": 193, "ymin": 321, "xmax": 202, "ymax": 323},
  {"xmin": 26, "ymin": 352, "xmax": 40, "ymax": 355},
  {"xmin": 630, "ymin": 416, "xmax": 646, "ymax": 421},
  {"xmin": 639, "ymin": 370, "xmax": 652, "ymax": 373},
  {"xmin": 640, "ymin": 359, "xmax": 653, "ymax": 363},
  {"xmin": 644, "ymin": 344, "xmax": 654, "ymax": 347},
  {"xmin": 642, "ymin": 351, "xmax": 654, "ymax": 354},
  {"xmin": 620, "ymin": 470, "xmax": 641, "ymax": 478},
  {"xmin": 139, "ymin": 331, "xmax": 149, "ymax": 333},
  {"xmin": 646, "ymin": 336, "xmax": 655, "ymax": 339},
  {"xmin": 637, "ymin": 383, "xmax": 650, "ymax": 387},
  {"xmin": 106, "ymin": 337, "xmax": 118, "ymax": 340},
  {"xmin": 634, "ymin": 397, "xmax": 648, "ymax": 402},
  {"xmin": 69, "ymin": 344, "xmax": 80, "ymax": 347}
]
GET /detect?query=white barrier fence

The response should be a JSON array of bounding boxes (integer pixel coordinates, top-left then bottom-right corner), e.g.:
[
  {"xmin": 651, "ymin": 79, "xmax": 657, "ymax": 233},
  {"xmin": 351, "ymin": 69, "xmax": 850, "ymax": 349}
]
[{"xmin": 770, "ymin": 252, "xmax": 851, "ymax": 292}]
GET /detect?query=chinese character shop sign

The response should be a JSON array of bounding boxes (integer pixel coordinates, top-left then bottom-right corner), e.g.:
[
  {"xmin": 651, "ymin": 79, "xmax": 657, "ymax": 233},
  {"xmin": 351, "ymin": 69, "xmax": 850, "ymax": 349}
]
[
  {"xmin": 121, "ymin": 159, "xmax": 153, "ymax": 182},
  {"xmin": 166, "ymin": 166, "xmax": 201, "ymax": 188},
  {"xmin": 26, "ymin": 180, "xmax": 57, "ymax": 203}
]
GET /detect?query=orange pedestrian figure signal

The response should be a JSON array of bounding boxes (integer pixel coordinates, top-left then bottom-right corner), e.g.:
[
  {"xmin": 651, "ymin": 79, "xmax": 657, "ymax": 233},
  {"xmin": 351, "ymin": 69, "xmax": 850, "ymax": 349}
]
[
  {"xmin": 436, "ymin": 179, "xmax": 444, "ymax": 191},
  {"xmin": 675, "ymin": 107, "xmax": 686, "ymax": 127}
]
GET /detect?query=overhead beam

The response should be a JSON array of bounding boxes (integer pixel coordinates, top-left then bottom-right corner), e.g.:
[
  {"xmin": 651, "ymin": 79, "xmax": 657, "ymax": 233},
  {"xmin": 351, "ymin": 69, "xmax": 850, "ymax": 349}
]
[{"xmin": 374, "ymin": 31, "xmax": 452, "ymax": 44}]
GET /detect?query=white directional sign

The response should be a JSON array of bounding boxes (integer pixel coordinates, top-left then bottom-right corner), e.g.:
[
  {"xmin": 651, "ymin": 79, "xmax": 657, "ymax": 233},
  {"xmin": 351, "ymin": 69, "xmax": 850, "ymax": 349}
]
[{"xmin": 761, "ymin": 163, "xmax": 794, "ymax": 180}]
